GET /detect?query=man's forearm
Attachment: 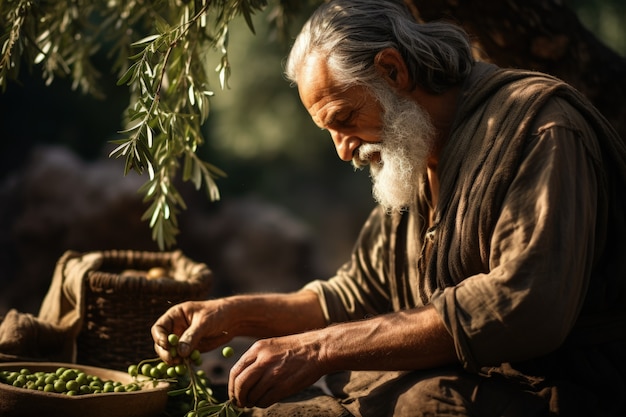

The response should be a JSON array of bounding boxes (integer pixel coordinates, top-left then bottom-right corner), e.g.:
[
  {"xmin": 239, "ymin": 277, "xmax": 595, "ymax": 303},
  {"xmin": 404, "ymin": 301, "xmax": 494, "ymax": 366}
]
[
  {"xmin": 224, "ymin": 291, "xmax": 457, "ymax": 373},
  {"xmin": 314, "ymin": 305, "xmax": 458, "ymax": 372},
  {"xmin": 227, "ymin": 289, "xmax": 327, "ymax": 339}
]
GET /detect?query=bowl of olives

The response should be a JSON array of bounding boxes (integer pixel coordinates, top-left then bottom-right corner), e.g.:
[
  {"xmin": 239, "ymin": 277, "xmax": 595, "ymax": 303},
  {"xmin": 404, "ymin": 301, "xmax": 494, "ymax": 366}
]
[{"xmin": 0, "ymin": 362, "xmax": 170, "ymax": 417}]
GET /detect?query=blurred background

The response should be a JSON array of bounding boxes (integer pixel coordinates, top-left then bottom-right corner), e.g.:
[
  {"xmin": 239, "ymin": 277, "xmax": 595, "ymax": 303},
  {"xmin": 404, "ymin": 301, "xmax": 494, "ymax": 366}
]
[{"xmin": 0, "ymin": 0, "xmax": 624, "ymax": 316}]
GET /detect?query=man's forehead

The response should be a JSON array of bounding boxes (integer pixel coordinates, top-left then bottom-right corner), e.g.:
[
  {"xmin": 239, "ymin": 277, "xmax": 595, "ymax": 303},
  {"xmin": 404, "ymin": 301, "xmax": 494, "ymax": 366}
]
[{"xmin": 297, "ymin": 54, "xmax": 340, "ymax": 113}]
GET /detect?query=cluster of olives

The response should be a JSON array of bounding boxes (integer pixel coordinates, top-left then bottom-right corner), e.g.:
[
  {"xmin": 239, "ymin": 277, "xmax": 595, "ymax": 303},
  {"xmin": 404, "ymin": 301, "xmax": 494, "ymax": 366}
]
[
  {"xmin": 126, "ymin": 334, "xmax": 239, "ymax": 417},
  {"xmin": 0, "ymin": 366, "xmax": 139, "ymax": 396}
]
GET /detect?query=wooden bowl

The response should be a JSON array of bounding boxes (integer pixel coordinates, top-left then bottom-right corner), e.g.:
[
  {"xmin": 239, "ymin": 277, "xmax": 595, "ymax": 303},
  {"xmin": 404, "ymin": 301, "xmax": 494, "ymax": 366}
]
[{"xmin": 0, "ymin": 362, "xmax": 169, "ymax": 417}]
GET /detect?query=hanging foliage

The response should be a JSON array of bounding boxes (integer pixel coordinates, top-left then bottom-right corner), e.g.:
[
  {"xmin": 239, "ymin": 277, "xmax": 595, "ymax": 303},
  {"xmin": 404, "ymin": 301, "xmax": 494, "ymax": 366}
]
[{"xmin": 0, "ymin": 0, "xmax": 308, "ymax": 249}]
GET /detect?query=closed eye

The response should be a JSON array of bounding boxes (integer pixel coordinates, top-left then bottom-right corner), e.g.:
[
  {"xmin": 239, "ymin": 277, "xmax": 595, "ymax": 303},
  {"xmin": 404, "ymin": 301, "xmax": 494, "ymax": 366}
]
[{"xmin": 328, "ymin": 111, "xmax": 354, "ymax": 128}]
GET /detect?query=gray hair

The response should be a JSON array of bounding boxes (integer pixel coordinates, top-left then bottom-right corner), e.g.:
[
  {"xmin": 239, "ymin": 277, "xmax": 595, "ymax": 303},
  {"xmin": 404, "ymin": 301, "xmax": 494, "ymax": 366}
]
[{"xmin": 285, "ymin": 0, "xmax": 474, "ymax": 94}]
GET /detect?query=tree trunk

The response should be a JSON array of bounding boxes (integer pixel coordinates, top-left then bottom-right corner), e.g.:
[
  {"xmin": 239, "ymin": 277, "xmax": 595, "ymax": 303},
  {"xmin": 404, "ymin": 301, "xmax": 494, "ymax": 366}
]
[{"xmin": 406, "ymin": 0, "xmax": 626, "ymax": 139}]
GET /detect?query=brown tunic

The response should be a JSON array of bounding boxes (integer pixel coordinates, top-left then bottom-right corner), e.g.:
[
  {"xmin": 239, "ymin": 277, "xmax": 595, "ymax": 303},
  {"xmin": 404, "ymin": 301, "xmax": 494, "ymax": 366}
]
[{"xmin": 303, "ymin": 62, "xmax": 626, "ymax": 415}]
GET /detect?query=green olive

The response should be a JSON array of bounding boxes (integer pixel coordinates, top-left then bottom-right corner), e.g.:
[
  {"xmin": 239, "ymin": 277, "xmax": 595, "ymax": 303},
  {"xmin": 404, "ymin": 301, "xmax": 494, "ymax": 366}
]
[
  {"xmin": 65, "ymin": 380, "xmax": 79, "ymax": 392},
  {"xmin": 174, "ymin": 364, "xmax": 188, "ymax": 376},
  {"xmin": 149, "ymin": 367, "xmax": 162, "ymax": 378},
  {"xmin": 157, "ymin": 362, "xmax": 169, "ymax": 374},
  {"xmin": 54, "ymin": 380, "xmax": 66, "ymax": 393},
  {"xmin": 221, "ymin": 346, "xmax": 235, "ymax": 358},
  {"xmin": 128, "ymin": 364, "xmax": 139, "ymax": 377},
  {"xmin": 168, "ymin": 333, "xmax": 179, "ymax": 346},
  {"xmin": 60, "ymin": 369, "xmax": 77, "ymax": 382},
  {"xmin": 141, "ymin": 364, "xmax": 153, "ymax": 377},
  {"xmin": 89, "ymin": 380, "xmax": 103, "ymax": 389}
]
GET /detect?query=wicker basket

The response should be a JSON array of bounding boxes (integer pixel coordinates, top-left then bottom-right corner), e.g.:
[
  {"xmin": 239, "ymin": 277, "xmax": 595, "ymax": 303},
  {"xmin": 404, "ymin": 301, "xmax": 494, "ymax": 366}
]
[{"xmin": 75, "ymin": 250, "xmax": 212, "ymax": 371}]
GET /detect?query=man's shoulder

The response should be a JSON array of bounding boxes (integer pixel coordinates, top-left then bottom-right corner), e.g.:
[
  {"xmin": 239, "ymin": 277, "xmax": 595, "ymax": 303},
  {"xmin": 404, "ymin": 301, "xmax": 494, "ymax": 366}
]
[{"xmin": 529, "ymin": 96, "xmax": 588, "ymax": 135}]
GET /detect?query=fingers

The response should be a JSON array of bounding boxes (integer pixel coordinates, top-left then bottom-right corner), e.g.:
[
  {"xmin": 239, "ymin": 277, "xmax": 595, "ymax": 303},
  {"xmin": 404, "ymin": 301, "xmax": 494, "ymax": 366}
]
[
  {"xmin": 227, "ymin": 343, "xmax": 296, "ymax": 409},
  {"xmin": 151, "ymin": 302, "xmax": 202, "ymax": 362},
  {"xmin": 151, "ymin": 300, "xmax": 233, "ymax": 364},
  {"xmin": 151, "ymin": 310, "xmax": 173, "ymax": 347},
  {"xmin": 153, "ymin": 341, "xmax": 176, "ymax": 364},
  {"xmin": 245, "ymin": 372, "xmax": 293, "ymax": 408},
  {"xmin": 151, "ymin": 311, "xmax": 180, "ymax": 363},
  {"xmin": 177, "ymin": 302, "xmax": 233, "ymax": 356},
  {"xmin": 227, "ymin": 336, "xmax": 323, "ymax": 409},
  {"xmin": 228, "ymin": 353, "xmax": 262, "ymax": 408},
  {"xmin": 229, "ymin": 355, "xmax": 302, "ymax": 409},
  {"xmin": 151, "ymin": 326, "xmax": 168, "ymax": 352},
  {"xmin": 177, "ymin": 321, "xmax": 204, "ymax": 358}
]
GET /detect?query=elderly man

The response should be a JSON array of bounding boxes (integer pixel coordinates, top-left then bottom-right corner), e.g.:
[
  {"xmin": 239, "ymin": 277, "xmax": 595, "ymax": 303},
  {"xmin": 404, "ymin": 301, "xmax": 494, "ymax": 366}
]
[{"xmin": 152, "ymin": 0, "xmax": 626, "ymax": 415}]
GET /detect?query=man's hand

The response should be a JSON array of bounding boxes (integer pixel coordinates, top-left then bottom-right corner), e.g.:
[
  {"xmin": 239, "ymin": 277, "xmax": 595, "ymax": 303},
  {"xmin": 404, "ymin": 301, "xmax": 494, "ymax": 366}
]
[
  {"xmin": 228, "ymin": 334, "xmax": 327, "ymax": 408},
  {"xmin": 151, "ymin": 300, "xmax": 233, "ymax": 363}
]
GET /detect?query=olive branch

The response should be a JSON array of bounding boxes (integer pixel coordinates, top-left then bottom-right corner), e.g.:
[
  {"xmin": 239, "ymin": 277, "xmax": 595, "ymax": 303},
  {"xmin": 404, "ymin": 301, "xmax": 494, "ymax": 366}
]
[
  {"xmin": 0, "ymin": 0, "xmax": 305, "ymax": 249},
  {"xmin": 110, "ymin": 1, "xmax": 229, "ymax": 249},
  {"xmin": 109, "ymin": 0, "xmax": 269, "ymax": 249}
]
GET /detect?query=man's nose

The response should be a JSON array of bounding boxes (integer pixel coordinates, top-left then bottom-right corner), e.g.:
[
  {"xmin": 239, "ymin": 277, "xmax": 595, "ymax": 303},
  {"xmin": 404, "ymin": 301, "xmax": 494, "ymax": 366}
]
[{"xmin": 330, "ymin": 130, "xmax": 359, "ymax": 161}]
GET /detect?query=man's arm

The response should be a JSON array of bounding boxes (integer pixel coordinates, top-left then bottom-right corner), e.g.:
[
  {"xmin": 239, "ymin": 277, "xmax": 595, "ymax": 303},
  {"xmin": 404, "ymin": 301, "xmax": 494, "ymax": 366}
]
[
  {"xmin": 226, "ymin": 289, "xmax": 328, "ymax": 337},
  {"xmin": 318, "ymin": 304, "xmax": 457, "ymax": 371},
  {"xmin": 151, "ymin": 289, "xmax": 327, "ymax": 361},
  {"xmin": 152, "ymin": 287, "xmax": 458, "ymax": 409},
  {"xmin": 228, "ymin": 303, "xmax": 458, "ymax": 408}
]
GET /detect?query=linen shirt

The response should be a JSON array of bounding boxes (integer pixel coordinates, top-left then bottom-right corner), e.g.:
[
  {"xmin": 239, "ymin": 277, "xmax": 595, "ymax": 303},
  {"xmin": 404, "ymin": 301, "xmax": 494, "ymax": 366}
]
[{"xmin": 304, "ymin": 62, "xmax": 626, "ymax": 374}]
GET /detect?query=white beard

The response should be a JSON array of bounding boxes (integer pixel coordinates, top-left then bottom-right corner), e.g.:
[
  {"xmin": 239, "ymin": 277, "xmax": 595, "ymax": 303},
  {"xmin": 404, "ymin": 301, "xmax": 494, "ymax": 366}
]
[{"xmin": 353, "ymin": 84, "xmax": 435, "ymax": 213}]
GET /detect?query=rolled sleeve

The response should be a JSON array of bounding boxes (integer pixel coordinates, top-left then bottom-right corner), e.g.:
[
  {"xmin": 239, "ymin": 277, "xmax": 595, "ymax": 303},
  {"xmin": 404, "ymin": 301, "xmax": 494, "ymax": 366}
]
[{"xmin": 303, "ymin": 207, "xmax": 398, "ymax": 324}]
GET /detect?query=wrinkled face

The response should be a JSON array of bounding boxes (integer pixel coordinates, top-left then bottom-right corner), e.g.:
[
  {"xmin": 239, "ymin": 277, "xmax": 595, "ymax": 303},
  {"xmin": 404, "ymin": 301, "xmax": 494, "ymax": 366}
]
[
  {"xmin": 298, "ymin": 54, "xmax": 435, "ymax": 213},
  {"xmin": 297, "ymin": 54, "xmax": 384, "ymax": 162},
  {"xmin": 357, "ymin": 82, "xmax": 435, "ymax": 212}
]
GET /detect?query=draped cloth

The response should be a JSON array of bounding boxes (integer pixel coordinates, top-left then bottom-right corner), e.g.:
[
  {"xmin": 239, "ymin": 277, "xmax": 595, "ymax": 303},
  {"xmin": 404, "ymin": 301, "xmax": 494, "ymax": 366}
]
[
  {"xmin": 298, "ymin": 62, "xmax": 626, "ymax": 416},
  {"xmin": 0, "ymin": 251, "xmax": 101, "ymax": 363}
]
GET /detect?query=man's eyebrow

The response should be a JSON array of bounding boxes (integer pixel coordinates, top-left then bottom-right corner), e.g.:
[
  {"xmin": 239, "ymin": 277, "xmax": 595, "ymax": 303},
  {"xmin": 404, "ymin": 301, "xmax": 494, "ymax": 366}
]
[
  {"xmin": 311, "ymin": 111, "xmax": 326, "ymax": 129},
  {"xmin": 324, "ymin": 111, "xmax": 337, "ymax": 126}
]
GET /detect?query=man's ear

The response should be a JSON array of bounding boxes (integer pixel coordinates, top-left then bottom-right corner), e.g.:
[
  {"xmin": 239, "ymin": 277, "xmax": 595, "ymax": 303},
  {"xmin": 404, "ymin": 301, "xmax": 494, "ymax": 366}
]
[{"xmin": 374, "ymin": 48, "xmax": 410, "ymax": 91}]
